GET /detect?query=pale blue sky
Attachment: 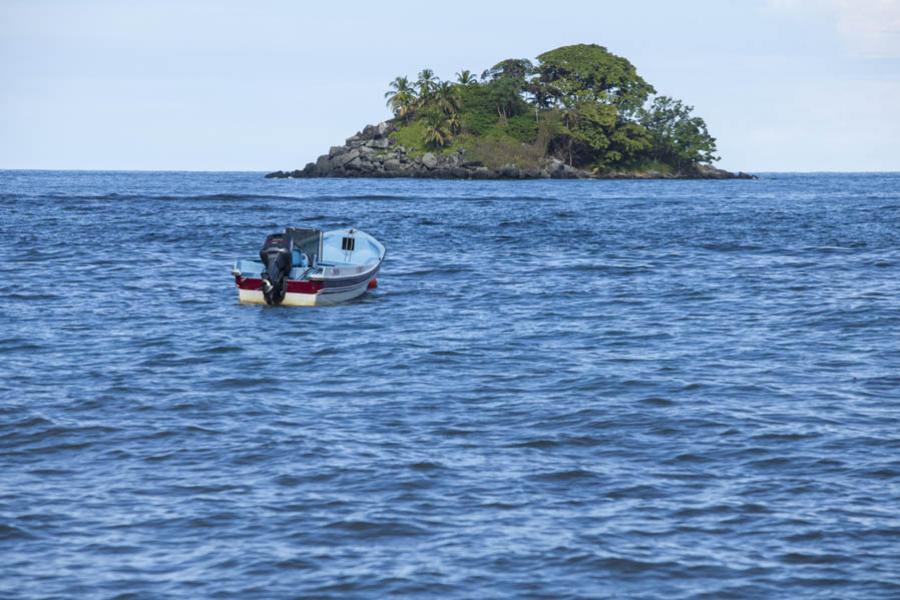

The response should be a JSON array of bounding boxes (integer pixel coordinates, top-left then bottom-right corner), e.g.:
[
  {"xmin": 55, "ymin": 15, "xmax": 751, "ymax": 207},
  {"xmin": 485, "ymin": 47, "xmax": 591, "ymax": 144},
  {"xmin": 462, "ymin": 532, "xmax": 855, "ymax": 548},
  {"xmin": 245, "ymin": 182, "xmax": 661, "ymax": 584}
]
[{"xmin": 2, "ymin": 0, "xmax": 899, "ymax": 171}]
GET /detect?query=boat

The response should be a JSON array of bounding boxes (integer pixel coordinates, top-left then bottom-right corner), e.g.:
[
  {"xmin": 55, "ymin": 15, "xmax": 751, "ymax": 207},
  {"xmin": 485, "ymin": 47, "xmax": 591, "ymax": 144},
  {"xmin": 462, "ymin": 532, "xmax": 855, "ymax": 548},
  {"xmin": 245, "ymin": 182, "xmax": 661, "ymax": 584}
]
[{"xmin": 232, "ymin": 227, "xmax": 385, "ymax": 306}]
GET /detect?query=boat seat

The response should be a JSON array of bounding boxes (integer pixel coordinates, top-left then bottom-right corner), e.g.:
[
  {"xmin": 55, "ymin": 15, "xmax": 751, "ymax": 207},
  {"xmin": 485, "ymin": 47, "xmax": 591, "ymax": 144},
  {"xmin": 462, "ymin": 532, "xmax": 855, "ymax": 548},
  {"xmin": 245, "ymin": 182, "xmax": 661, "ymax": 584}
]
[{"xmin": 291, "ymin": 250, "xmax": 309, "ymax": 268}]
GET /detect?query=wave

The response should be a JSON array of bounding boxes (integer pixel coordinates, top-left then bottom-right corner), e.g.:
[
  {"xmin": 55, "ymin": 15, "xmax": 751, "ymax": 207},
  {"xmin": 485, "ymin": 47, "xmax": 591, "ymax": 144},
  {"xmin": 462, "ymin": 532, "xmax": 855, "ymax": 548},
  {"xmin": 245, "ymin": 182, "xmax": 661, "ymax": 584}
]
[{"xmin": 6, "ymin": 192, "xmax": 417, "ymax": 203}]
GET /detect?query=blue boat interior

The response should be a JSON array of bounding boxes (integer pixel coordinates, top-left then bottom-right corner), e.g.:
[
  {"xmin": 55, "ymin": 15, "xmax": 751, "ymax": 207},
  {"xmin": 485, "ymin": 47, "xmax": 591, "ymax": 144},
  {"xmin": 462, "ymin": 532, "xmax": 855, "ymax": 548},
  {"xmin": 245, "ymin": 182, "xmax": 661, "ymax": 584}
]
[{"xmin": 234, "ymin": 228, "xmax": 384, "ymax": 282}]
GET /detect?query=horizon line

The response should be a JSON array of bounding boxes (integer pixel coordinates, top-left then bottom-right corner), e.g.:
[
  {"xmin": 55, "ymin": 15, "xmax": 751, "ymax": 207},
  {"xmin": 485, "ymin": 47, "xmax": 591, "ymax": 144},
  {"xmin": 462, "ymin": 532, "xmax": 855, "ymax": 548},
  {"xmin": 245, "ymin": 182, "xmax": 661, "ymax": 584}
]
[{"xmin": 3, "ymin": 168, "xmax": 900, "ymax": 175}]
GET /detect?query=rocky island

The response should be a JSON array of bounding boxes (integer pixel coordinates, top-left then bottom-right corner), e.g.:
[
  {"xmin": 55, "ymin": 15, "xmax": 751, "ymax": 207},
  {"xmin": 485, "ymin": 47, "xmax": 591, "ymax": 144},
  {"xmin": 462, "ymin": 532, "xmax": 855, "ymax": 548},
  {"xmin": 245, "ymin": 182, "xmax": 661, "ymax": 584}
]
[{"xmin": 268, "ymin": 44, "xmax": 754, "ymax": 180}]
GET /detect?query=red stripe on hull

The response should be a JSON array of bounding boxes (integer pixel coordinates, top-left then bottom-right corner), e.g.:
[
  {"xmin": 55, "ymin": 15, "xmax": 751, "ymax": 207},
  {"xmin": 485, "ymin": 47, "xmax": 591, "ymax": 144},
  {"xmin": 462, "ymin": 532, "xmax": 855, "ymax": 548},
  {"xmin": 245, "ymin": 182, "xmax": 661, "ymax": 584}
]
[{"xmin": 235, "ymin": 277, "xmax": 324, "ymax": 294}]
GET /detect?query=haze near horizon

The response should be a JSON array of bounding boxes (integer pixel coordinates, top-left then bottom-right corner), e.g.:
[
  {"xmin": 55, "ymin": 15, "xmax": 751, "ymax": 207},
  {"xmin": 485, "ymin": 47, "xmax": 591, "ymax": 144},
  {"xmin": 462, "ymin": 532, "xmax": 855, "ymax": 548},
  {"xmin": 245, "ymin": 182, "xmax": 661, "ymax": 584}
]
[{"xmin": 2, "ymin": 0, "xmax": 899, "ymax": 172}]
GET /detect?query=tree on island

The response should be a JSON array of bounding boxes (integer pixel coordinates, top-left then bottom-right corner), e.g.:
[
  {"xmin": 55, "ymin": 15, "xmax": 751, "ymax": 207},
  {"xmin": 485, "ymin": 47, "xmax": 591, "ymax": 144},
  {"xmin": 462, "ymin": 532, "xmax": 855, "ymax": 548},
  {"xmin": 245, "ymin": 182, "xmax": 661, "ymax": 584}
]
[
  {"xmin": 455, "ymin": 70, "xmax": 477, "ymax": 86},
  {"xmin": 640, "ymin": 96, "xmax": 719, "ymax": 170},
  {"xmin": 384, "ymin": 76, "xmax": 416, "ymax": 121},
  {"xmin": 384, "ymin": 43, "xmax": 719, "ymax": 174}
]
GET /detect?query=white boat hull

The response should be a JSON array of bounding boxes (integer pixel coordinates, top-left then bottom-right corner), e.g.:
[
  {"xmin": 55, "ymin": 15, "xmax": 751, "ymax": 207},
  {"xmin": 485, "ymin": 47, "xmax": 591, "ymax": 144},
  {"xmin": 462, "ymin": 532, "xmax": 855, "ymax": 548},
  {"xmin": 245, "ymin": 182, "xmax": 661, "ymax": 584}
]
[
  {"xmin": 237, "ymin": 277, "xmax": 374, "ymax": 307},
  {"xmin": 233, "ymin": 227, "xmax": 385, "ymax": 307}
]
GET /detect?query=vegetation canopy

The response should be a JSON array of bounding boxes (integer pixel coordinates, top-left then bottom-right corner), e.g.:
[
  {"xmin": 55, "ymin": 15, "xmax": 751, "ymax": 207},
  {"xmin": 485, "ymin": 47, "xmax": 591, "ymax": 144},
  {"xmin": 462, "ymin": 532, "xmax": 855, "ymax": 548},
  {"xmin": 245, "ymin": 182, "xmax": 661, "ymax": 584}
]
[{"xmin": 384, "ymin": 44, "xmax": 719, "ymax": 173}]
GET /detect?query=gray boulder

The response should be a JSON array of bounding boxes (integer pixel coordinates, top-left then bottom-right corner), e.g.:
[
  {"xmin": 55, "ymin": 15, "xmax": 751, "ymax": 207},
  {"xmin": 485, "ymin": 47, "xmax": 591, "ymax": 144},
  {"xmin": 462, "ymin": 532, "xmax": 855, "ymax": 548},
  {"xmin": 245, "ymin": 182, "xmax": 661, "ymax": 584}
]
[
  {"xmin": 545, "ymin": 158, "xmax": 566, "ymax": 174},
  {"xmin": 315, "ymin": 154, "xmax": 332, "ymax": 174},
  {"xmin": 498, "ymin": 164, "xmax": 520, "ymax": 178},
  {"xmin": 333, "ymin": 148, "xmax": 360, "ymax": 167},
  {"xmin": 375, "ymin": 121, "xmax": 391, "ymax": 138},
  {"xmin": 422, "ymin": 153, "xmax": 438, "ymax": 169}
]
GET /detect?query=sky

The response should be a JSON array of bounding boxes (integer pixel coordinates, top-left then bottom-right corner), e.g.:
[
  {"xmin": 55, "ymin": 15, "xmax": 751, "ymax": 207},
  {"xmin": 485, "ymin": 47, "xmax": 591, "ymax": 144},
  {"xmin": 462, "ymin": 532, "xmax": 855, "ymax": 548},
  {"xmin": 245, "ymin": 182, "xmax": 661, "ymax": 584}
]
[{"xmin": 1, "ymin": 0, "xmax": 899, "ymax": 172}]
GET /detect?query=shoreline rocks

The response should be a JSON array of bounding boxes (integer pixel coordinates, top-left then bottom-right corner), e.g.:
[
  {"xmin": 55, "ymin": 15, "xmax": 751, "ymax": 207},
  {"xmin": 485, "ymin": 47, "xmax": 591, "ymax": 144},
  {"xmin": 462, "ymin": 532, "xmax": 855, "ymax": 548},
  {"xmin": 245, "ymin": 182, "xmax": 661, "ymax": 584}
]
[{"xmin": 266, "ymin": 122, "xmax": 756, "ymax": 181}]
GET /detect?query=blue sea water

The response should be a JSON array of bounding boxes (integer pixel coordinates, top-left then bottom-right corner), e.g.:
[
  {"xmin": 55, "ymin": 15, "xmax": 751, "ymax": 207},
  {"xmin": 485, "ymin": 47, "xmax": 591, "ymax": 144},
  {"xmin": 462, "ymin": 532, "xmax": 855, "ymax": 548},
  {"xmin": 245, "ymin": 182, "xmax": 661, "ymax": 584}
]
[{"xmin": 1, "ymin": 170, "xmax": 899, "ymax": 599}]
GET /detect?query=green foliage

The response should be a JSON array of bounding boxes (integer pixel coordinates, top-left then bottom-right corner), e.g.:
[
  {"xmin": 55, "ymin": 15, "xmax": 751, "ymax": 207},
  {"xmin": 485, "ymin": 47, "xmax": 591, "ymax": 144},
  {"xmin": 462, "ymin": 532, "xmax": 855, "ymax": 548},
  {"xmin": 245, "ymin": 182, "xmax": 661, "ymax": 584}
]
[
  {"xmin": 457, "ymin": 84, "xmax": 501, "ymax": 135},
  {"xmin": 478, "ymin": 58, "xmax": 533, "ymax": 119},
  {"xmin": 433, "ymin": 81, "xmax": 460, "ymax": 116},
  {"xmin": 485, "ymin": 76, "xmax": 529, "ymax": 119},
  {"xmin": 563, "ymin": 99, "xmax": 616, "ymax": 147},
  {"xmin": 552, "ymin": 97, "xmax": 618, "ymax": 167},
  {"xmin": 605, "ymin": 121, "xmax": 652, "ymax": 166},
  {"xmin": 389, "ymin": 120, "xmax": 429, "ymax": 156},
  {"xmin": 535, "ymin": 44, "xmax": 655, "ymax": 114},
  {"xmin": 481, "ymin": 58, "xmax": 534, "ymax": 82},
  {"xmin": 623, "ymin": 159, "xmax": 675, "ymax": 175},
  {"xmin": 505, "ymin": 113, "xmax": 539, "ymax": 143},
  {"xmin": 420, "ymin": 105, "xmax": 456, "ymax": 149},
  {"xmin": 384, "ymin": 44, "xmax": 721, "ymax": 172},
  {"xmin": 640, "ymin": 96, "xmax": 719, "ymax": 169},
  {"xmin": 384, "ymin": 76, "xmax": 417, "ymax": 120},
  {"xmin": 416, "ymin": 69, "xmax": 438, "ymax": 102},
  {"xmin": 424, "ymin": 123, "xmax": 452, "ymax": 148},
  {"xmin": 455, "ymin": 70, "xmax": 477, "ymax": 86},
  {"xmin": 460, "ymin": 134, "xmax": 546, "ymax": 170}
]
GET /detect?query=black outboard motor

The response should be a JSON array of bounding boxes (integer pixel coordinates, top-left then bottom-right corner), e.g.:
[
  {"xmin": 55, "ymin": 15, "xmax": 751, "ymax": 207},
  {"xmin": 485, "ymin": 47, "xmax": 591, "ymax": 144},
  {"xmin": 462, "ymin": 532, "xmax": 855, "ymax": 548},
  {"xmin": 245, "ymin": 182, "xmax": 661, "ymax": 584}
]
[{"xmin": 259, "ymin": 233, "xmax": 293, "ymax": 305}]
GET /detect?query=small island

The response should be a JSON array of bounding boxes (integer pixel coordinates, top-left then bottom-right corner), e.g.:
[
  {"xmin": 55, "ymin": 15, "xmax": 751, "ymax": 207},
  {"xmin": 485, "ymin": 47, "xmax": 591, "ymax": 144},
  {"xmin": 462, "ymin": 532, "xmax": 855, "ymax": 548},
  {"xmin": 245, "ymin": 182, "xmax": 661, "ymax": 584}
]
[{"xmin": 268, "ymin": 44, "xmax": 754, "ymax": 180}]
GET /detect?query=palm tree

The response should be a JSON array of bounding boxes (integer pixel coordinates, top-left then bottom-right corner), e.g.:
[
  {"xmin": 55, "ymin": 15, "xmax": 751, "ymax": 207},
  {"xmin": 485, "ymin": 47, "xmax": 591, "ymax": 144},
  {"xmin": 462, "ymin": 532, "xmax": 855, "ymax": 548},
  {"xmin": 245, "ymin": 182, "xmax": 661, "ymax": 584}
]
[
  {"xmin": 456, "ymin": 69, "xmax": 476, "ymax": 86},
  {"xmin": 446, "ymin": 112, "xmax": 462, "ymax": 135},
  {"xmin": 416, "ymin": 68, "xmax": 438, "ymax": 101},
  {"xmin": 434, "ymin": 81, "xmax": 460, "ymax": 116},
  {"xmin": 384, "ymin": 76, "xmax": 417, "ymax": 120},
  {"xmin": 424, "ymin": 121, "xmax": 451, "ymax": 148}
]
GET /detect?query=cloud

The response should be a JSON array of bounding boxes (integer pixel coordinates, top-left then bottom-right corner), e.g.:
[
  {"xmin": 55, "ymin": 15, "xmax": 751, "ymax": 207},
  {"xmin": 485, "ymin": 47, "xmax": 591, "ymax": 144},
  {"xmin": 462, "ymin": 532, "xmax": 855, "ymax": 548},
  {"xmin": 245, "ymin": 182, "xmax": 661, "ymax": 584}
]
[{"xmin": 767, "ymin": 0, "xmax": 900, "ymax": 58}]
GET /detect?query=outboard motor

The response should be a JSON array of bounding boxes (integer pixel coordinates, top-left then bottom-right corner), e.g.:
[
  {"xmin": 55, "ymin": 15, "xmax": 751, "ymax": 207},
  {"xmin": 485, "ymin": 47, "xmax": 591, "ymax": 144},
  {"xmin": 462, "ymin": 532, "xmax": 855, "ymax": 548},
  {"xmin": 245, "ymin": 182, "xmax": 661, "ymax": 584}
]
[{"xmin": 259, "ymin": 233, "xmax": 293, "ymax": 305}]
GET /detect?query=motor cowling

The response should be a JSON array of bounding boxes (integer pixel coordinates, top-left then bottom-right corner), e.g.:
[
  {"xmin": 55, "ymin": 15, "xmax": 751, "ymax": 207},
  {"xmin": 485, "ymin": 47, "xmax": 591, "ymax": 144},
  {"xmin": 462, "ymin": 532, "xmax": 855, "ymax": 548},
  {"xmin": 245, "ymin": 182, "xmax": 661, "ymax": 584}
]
[{"xmin": 259, "ymin": 233, "xmax": 293, "ymax": 305}]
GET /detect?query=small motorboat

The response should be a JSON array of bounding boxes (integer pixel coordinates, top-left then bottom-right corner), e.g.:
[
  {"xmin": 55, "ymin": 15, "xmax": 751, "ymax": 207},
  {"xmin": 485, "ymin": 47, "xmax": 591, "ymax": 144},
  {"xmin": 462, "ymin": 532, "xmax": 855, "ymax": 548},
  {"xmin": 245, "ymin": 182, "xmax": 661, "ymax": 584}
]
[{"xmin": 232, "ymin": 227, "xmax": 385, "ymax": 306}]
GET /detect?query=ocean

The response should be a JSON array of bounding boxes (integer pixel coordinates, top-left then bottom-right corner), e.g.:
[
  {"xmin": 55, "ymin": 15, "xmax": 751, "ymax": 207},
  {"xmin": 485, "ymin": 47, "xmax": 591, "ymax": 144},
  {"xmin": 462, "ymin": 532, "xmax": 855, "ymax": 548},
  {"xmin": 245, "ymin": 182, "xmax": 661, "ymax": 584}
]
[{"xmin": 1, "ymin": 170, "xmax": 898, "ymax": 598}]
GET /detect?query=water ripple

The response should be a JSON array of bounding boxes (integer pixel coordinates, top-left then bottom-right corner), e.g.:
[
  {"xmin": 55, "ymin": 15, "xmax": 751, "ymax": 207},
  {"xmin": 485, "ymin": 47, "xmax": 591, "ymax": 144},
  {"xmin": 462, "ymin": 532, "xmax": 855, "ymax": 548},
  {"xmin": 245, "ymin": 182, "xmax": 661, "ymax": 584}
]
[{"xmin": 1, "ymin": 171, "xmax": 899, "ymax": 598}]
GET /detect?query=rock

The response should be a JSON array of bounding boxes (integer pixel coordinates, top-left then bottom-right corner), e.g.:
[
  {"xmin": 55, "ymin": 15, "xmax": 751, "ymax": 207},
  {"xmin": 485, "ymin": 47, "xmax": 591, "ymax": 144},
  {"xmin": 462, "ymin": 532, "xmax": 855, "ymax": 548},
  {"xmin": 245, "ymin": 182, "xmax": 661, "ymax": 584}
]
[
  {"xmin": 333, "ymin": 148, "xmax": 360, "ymax": 167},
  {"xmin": 558, "ymin": 163, "xmax": 583, "ymax": 179},
  {"xmin": 422, "ymin": 153, "xmax": 438, "ymax": 169},
  {"xmin": 267, "ymin": 120, "xmax": 753, "ymax": 180},
  {"xmin": 375, "ymin": 121, "xmax": 391, "ymax": 138},
  {"xmin": 498, "ymin": 164, "xmax": 520, "ymax": 178},
  {"xmin": 352, "ymin": 121, "xmax": 394, "ymax": 142},
  {"xmin": 546, "ymin": 158, "xmax": 566, "ymax": 173},
  {"xmin": 443, "ymin": 153, "xmax": 461, "ymax": 167},
  {"xmin": 315, "ymin": 154, "xmax": 332, "ymax": 173},
  {"xmin": 692, "ymin": 164, "xmax": 757, "ymax": 180}
]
